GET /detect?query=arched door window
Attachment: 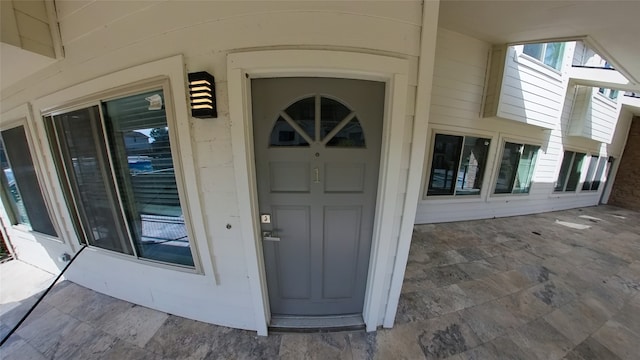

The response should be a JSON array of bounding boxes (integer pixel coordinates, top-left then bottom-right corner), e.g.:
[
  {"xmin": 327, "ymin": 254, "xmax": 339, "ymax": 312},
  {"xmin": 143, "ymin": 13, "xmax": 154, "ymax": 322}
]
[{"xmin": 269, "ymin": 95, "xmax": 365, "ymax": 148}]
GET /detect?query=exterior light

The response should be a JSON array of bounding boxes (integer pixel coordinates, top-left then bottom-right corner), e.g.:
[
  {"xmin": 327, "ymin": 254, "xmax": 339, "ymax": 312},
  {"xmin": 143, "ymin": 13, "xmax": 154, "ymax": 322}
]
[{"xmin": 188, "ymin": 71, "xmax": 217, "ymax": 118}]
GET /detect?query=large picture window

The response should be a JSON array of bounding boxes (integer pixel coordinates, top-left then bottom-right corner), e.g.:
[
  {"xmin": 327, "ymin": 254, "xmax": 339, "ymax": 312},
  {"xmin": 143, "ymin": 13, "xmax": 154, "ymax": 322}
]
[
  {"xmin": 0, "ymin": 125, "xmax": 57, "ymax": 236},
  {"xmin": 46, "ymin": 89, "xmax": 194, "ymax": 267},
  {"xmin": 554, "ymin": 151, "xmax": 586, "ymax": 192},
  {"xmin": 522, "ymin": 42, "xmax": 566, "ymax": 71},
  {"xmin": 494, "ymin": 142, "xmax": 540, "ymax": 194},
  {"xmin": 427, "ymin": 133, "xmax": 491, "ymax": 196}
]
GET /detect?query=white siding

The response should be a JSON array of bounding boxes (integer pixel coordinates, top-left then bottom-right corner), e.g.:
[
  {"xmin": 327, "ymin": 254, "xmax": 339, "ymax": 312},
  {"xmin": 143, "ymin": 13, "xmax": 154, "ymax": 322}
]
[
  {"xmin": 1, "ymin": 0, "xmax": 57, "ymax": 58},
  {"xmin": 1, "ymin": 1, "xmax": 422, "ymax": 332},
  {"xmin": 571, "ymin": 41, "xmax": 606, "ymax": 67},
  {"xmin": 415, "ymin": 29, "xmax": 629, "ymax": 224},
  {"xmin": 483, "ymin": 43, "xmax": 575, "ymax": 129},
  {"xmin": 569, "ymin": 86, "xmax": 622, "ymax": 143},
  {"xmin": 572, "ymin": 41, "xmax": 586, "ymax": 65}
]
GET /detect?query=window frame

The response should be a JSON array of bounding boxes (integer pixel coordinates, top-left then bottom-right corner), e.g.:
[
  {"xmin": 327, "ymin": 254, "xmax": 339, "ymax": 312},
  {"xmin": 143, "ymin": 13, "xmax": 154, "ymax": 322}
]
[
  {"xmin": 490, "ymin": 137, "xmax": 542, "ymax": 197},
  {"xmin": 42, "ymin": 82, "xmax": 200, "ymax": 270},
  {"xmin": 520, "ymin": 42, "xmax": 566, "ymax": 72},
  {"xmin": 0, "ymin": 106, "xmax": 62, "ymax": 243},
  {"xmin": 596, "ymin": 87, "xmax": 620, "ymax": 102},
  {"xmin": 554, "ymin": 149, "xmax": 588, "ymax": 193},
  {"xmin": 422, "ymin": 127, "xmax": 495, "ymax": 201},
  {"xmin": 582, "ymin": 155, "xmax": 608, "ymax": 192},
  {"xmin": 33, "ymin": 58, "xmax": 208, "ymax": 274}
]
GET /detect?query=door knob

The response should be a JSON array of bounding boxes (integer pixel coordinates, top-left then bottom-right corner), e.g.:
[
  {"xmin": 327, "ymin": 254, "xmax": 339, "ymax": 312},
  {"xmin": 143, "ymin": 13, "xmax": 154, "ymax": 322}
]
[{"xmin": 262, "ymin": 231, "xmax": 281, "ymax": 242}]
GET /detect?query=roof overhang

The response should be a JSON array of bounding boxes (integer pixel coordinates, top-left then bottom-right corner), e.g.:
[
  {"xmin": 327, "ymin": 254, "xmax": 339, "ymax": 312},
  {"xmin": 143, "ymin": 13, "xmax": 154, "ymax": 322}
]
[{"xmin": 439, "ymin": 0, "xmax": 640, "ymax": 85}]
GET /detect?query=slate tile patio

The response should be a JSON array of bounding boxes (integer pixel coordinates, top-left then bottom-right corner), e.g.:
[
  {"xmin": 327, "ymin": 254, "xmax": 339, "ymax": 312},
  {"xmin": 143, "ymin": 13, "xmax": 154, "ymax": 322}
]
[{"xmin": 1, "ymin": 205, "xmax": 639, "ymax": 359}]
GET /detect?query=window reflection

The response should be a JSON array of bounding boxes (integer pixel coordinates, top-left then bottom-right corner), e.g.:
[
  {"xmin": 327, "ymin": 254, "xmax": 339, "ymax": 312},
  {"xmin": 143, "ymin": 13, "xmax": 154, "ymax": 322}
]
[
  {"xmin": 103, "ymin": 90, "xmax": 194, "ymax": 266},
  {"xmin": 269, "ymin": 117, "xmax": 310, "ymax": 147},
  {"xmin": 285, "ymin": 97, "xmax": 315, "ymax": 140},
  {"xmin": 268, "ymin": 96, "xmax": 366, "ymax": 148},
  {"xmin": 326, "ymin": 118, "xmax": 365, "ymax": 148}
]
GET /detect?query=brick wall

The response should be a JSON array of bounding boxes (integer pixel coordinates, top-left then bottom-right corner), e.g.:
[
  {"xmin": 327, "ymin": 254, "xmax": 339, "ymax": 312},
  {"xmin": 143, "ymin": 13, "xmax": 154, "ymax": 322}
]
[{"xmin": 609, "ymin": 116, "xmax": 640, "ymax": 211}]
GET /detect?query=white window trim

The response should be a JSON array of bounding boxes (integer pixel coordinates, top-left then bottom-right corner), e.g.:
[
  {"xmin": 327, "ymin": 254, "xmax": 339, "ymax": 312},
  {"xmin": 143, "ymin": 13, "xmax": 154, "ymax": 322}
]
[
  {"xmin": 30, "ymin": 55, "xmax": 212, "ymax": 275},
  {"xmin": 488, "ymin": 134, "xmax": 543, "ymax": 199},
  {"xmin": 422, "ymin": 126, "xmax": 496, "ymax": 201},
  {"xmin": 0, "ymin": 104, "xmax": 63, "ymax": 244},
  {"xmin": 514, "ymin": 45, "xmax": 564, "ymax": 80},
  {"xmin": 522, "ymin": 43, "xmax": 565, "ymax": 71},
  {"xmin": 228, "ymin": 49, "xmax": 413, "ymax": 335},
  {"xmin": 594, "ymin": 87, "xmax": 620, "ymax": 107}
]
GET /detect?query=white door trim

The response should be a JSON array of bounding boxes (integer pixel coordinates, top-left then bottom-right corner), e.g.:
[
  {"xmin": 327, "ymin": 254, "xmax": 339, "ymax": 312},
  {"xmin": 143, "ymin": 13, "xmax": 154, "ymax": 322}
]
[{"xmin": 228, "ymin": 50, "xmax": 410, "ymax": 335}]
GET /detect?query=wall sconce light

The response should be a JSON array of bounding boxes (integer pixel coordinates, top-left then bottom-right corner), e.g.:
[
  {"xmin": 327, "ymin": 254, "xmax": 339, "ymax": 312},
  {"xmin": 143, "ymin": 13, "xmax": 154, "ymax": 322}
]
[{"xmin": 188, "ymin": 71, "xmax": 217, "ymax": 118}]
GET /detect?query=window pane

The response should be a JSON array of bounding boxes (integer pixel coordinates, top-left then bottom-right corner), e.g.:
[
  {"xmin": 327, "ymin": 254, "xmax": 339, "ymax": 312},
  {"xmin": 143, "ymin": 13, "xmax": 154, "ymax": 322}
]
[
  {"xmin": 0, "ymin": 127, "xmax": 57, "ymax": 236},
  {"xmin": 456, "ymin": 137, "xmax": 490, "ymax": 195},
  {"xmin": 494, "ymin": 142, "xmax": 521, "ymax": 194},
  {"xmin": 582, "ymin": 156, "xmax": 599, "ymax": 190},
  {"xmin": 543, "ymin": 42, "xmax": 565, "ymax": 70},
  {"xmin": 590, "ymin": 157, "xmax": 608, "ymax": 190},
  {"xmin": 52, "ymin": 107, "xmax": 133, "ymax": 254},
  {"xmin": 512, "ymin": 144, "xmax": 539, "ymax": 193},
  {"xmin": 428, "ymin": 134, "xmax": 463, "ymax": 195},
  {"xmin": 523, "ymin": 44, "xmax": 543, "ymax": 60},
  {"xmin": 103, "ymin": 90, "xmax": 194, "ymax": 267},
  {"xmin": 555, "ymin": 151, "xmax": 574, "ymax": 192},
  {"xmin": 326, "ymin": 118, "xmax": 365, "ymax": 148},
  {"xmin": 609, "ymin": 90, "xmax": 619, "ymax": 100},
  {"xmin": 321, "ymin": 97, "xmax": 351, "ymax": 140},
  {"xmin": 285, "ymin": 97, "xmax": 315, "ymax": 141},
  {"xmin": 269, "ymin": 117, "xmax": 309, "ymax": 147},
  {"xmin": 0, "ymin": 138, "xmax": 29, "ymax": 225},
  {"xmin": 565, "ymin": 153, "xmax": 585, "ymax": 191}
]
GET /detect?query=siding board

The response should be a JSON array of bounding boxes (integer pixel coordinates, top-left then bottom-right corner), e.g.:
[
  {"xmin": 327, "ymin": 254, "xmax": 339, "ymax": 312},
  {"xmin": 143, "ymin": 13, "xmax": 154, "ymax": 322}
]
[
  {"xmin": 569, "ymin": 86, "xmax": 621, "ymax": 143},
  {"xmin": 64, "ymin": 11, "xmax": 421, "ymax": 66},
  {"xmin": 416, "ymin": 30, "xmax": 624, "ymax": 225}
]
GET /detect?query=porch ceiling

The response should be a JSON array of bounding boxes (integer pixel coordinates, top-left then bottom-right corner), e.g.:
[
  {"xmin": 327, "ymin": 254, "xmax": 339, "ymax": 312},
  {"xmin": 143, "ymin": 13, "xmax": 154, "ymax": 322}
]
[{"xmin": 439, "ymin": 0, "xmax": 640, "ymax": 85}]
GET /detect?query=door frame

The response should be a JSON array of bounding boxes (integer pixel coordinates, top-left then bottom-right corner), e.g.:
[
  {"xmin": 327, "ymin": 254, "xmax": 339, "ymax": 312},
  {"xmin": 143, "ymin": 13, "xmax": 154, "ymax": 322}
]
[{"xmin": 228, "ymin": 50, "xmax": 410, "ymax": 335}]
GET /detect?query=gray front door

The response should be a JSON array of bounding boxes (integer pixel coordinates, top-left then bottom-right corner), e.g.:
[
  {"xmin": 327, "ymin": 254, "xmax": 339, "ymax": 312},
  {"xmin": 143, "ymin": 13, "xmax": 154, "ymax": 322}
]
[{"xmin": 252, "ymin": 77, "xmax": 384, "ymax": 316}]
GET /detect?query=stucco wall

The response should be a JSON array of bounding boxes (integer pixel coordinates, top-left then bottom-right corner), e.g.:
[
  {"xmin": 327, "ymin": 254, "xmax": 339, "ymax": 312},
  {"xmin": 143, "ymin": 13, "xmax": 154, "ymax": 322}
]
[{"xmin": 609, "ymin": 116, "xmax": 640, "ymax": 210}]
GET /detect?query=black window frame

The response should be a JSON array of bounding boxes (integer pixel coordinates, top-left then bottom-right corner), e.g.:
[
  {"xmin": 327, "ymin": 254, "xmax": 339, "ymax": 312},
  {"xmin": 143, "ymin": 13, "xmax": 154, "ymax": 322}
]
[
  {"xmin": 582, "ymin": 156, "xmax": 608, "ymax": 191},
  {"xmin": 554, "ymin": 150, "xmax": 587, "ymax": 193},
  {"xmin": 425, "ymin": 132, "xmax": 492, "ymax": 198},
  {"xmin": 493, "ymin": 141, "xmax": 540, "ymax": 195}
]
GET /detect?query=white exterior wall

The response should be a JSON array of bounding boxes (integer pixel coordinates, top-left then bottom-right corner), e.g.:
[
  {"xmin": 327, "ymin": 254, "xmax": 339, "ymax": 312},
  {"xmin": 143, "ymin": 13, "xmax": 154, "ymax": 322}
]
[
  {"xmin": 483, "ymin": 42, "xmax": 576, "ymax": 129},
  {"xmin": 569, "ymin": 85, "xmax": 622, "ymax": 143},
  {"xmin": 0, "ymin": 1, "xmax": 424, "ymax": 333},
  {"xmin": 572, "ymin": 41, "xmax": 608, "ymax": 67},
  {"xmin": 415, "ymin": 29, "xmax": 631, "ymax": 224}
]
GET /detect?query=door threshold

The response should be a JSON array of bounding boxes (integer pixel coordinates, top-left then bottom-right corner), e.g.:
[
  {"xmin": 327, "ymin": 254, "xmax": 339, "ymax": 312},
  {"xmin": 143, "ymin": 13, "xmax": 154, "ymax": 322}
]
[{"xmin": 269, "ymin": 314, "xmax": 365, "ymax": 333}]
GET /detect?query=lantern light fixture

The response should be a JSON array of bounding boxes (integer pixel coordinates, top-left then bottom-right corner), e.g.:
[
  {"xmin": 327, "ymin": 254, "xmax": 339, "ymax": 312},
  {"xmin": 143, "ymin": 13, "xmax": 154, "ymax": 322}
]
[{"xmin": 188, "ymin": 71, "xmax": 217, "ymax": 118}]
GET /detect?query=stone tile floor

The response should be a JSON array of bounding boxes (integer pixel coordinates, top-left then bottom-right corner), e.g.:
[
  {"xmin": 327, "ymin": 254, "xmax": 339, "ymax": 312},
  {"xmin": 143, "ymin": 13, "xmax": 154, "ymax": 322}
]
[{"xmin": 1, "ymin": 205, "xmax": 639, "ymax": 359}]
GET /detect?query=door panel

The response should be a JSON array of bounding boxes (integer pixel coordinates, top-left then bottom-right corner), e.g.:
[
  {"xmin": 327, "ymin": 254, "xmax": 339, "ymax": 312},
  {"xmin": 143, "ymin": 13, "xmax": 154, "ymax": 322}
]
[
  {"xmin": 323, "ymin": 206, "xmax": 362, "ymax": 299},
  {"xmin": 252, "ymin": 77, "xmax": 384, "ymax": 316},
  {"xmin": 324, "ymin": 163, "xmax": 366, "ymax": 193},
  {"xmin": 273, "ymin": 206, "xmax": 311, "ymax": 300},
  {"xmin": 269, "ymin": 162, "xmax": 310, "ymax": 193}
]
